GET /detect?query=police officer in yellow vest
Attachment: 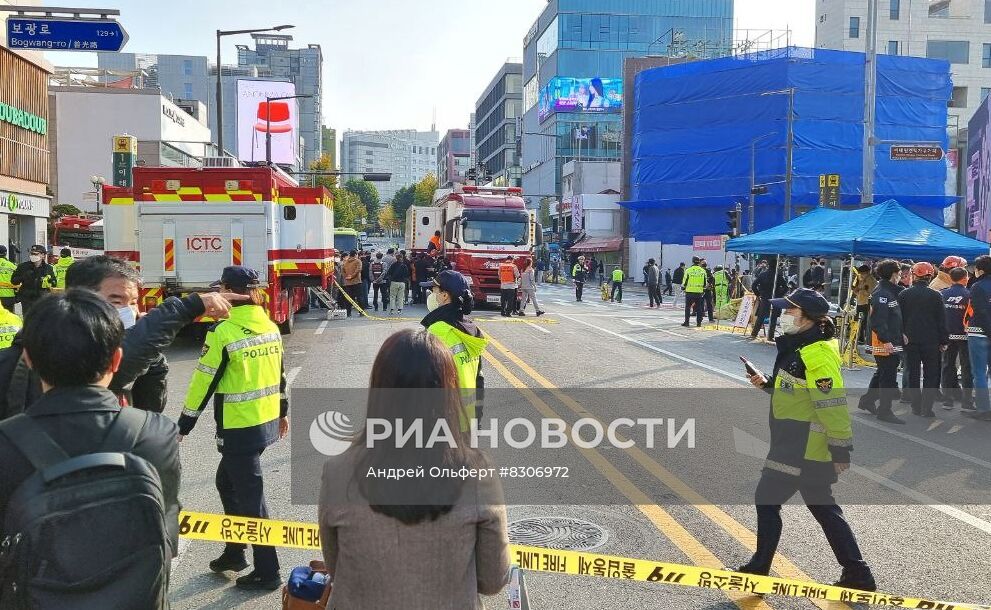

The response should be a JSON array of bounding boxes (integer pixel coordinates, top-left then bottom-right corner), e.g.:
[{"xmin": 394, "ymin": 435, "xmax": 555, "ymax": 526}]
[
  {"xmin": 420, "ymin": 270, "xmax": 488, "ymax": 428},
  {"xmin": 738, "ymin": 288, "xmax": 876, "ymax": 591},
  {"xmin": 681, "ymin": 257, "xmax": 707, "ymax": 327},
  {"xmin": 180, "ymin": 266, "xmax": 288, "ymax": 591},
  {"xmin": 0, "ymin": 302, "xmax": 21, "ymax": 349},
  {"xmin": 713, "ymin": 265, "xmax": 730, "ymax": 310},
  {"xmin": 52, "ymin": 247, "xmax": 74, "ymax": 290},
  {"xmin": 609, "ymin": 265, "xmax": 624, "ymax": 303},
  {"xmin": 0, "ymin": 246, "xmax": 16, "ymax": 311}
]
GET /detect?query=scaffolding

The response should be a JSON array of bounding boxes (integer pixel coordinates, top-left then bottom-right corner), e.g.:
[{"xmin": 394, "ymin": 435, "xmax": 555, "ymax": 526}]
[{"xmin": 653, "ymin": 28, "xmax": 793, "ymax": 60}]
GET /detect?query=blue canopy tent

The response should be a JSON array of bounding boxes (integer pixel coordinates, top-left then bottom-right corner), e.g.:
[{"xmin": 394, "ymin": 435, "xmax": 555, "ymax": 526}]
[{"xmin": 726, "ymin": 200, "xmax": 989, "ymax": 260}]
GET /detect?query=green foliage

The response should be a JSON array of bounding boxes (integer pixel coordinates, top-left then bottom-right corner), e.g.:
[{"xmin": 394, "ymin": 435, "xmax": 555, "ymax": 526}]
[
  {"xmin": 390, "ymin": 184, "xmax": 416, "ymax": 221},
  {"xmin": 413, "ymin": 172, "xmax": 438, "ymax": 207},
  {"xmin": 51, "ymin": 204, "xmax": 82, "ymax": 218},
  {"xmin": 344, "ymin": 179, "xmax": 380, "ymax": 220},
  {"xmin": 309, "ymin": 154, "xmax": 338, "ymax": 190},
  {"xmin": 331, "ymin": 187, "xmax": 366, "ymax": 229}
]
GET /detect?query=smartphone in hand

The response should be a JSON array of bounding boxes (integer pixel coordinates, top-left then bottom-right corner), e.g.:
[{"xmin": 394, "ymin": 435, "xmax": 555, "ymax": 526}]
[{"xmin": 740, "ymin": 356, "xmax": 768, "ymax": 386}]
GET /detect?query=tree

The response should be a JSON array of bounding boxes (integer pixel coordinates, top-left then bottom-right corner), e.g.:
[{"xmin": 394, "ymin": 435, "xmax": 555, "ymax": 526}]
[
  {"xmin": 330, "ymin": 187, "xmax": 366, "ymax": 229},
  {"xmin": 413, "ymin": 172, "xmax": 438, "ymax": 207},
  {"xmin": 538, "ymin": 197, "xmax": 552, "ymax": 226},
  {"xmin": 378, "ymin": 203, "xmax": 401, "ymax": 236},
  {"xmin": 344, "ymin": 179, "xmax": 380, "ymax": 221},
  {"xmin": 390, "ymin": 184, "xmax": 416, "ymax": 221},
  {"xmin": 309, "ymin": 153, "xmax": 338, "ymax": 190}
]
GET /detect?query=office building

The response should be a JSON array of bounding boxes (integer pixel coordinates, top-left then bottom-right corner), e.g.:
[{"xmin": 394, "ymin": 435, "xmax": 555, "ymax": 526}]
[
  {"xmin": 321, "ymin": 126, "xmax": 337, "ymax": 169},
  {"xmin": 437, "ymin": 128, "xmax": 471, "ymax": 187},
  {"xmin": 474, "ymin": 61, "xmax": 523, "ymax": 186},
  {"xmin": 340, "ymin": 129, "xmax": 439, "ymax": 201},
  {"xmin": 521, "ymin": 0, "xmax": 734, "ymax": 207},
  {"xmin": 815, "ymin": 0, "xmax": 991, "ymax": 124},
  {"xmin": 97, "ymin": 33, "xmax": 322, "ymax": 168}
]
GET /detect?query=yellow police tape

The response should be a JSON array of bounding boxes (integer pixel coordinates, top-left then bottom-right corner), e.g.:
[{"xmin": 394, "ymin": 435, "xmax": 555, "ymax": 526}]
[
  {"xmin": 177, "ymin": 510, "xmax": 989, "ymax": 609},
  {"xmin": 329, "ymin": 279, "xmax": 557, "ymax": 324}
]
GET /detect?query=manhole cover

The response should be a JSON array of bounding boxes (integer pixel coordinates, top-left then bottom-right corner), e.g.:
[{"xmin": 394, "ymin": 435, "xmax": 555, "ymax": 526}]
[{"xmin": 508, "ymin": 517, "xmax": 608, "ymax": 551}]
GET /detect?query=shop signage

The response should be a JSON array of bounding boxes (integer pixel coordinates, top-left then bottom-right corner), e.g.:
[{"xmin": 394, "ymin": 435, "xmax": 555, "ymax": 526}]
[
  {"xmin": 0, "ymin": 191, "xmax": 50, "ymax": 218},
  {"xmin": 0, "ymin": 102, "xmax": 47, "ymax": 135}
]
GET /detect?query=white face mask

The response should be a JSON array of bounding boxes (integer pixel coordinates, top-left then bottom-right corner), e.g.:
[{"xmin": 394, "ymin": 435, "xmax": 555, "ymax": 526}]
[
  {"xmin": 117, "ymin": 305, "xmax": 137, "ymax": 330},
  {"xmin": 29, "ymin": 254, "xmax": 41, "ymax": 263},
  {"xmin": 426, "ymin": 292, "xmax": 440, "ymax": 312},
  {"xmin": 779, "ymin": 312, "xmax": 803, "ymax": 335}
]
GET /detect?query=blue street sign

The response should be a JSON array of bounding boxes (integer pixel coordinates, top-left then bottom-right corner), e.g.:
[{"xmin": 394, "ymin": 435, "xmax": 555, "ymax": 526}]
[{"xmin": 6, "ymin": 17, "xmax": 129, "ymax": 52}]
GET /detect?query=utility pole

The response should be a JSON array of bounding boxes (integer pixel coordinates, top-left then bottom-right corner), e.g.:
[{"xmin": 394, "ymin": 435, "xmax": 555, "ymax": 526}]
[{"xmin": 862, "ymin": 0, "xmax": 879, "ymax": 206}]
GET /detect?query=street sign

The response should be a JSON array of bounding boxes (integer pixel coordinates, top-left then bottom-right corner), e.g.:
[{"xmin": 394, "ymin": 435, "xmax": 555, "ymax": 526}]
[
  {"xmin": 112, "ymin": 134, "xmax": 137, "ymax": 188},
  {"xmin": 890, "ymin": 145, "xmax": 944, "ymax": 161},
  {"xmin": 819, "ymin": 173, "xmax": 840, "ymax": 207},
  {"xmin": 6, "ymin": 17, "xmax": 128, "ymax": 52},
  {"xmin": 750, "ymin": 185, "xmax": 769, "ymax": 195}
]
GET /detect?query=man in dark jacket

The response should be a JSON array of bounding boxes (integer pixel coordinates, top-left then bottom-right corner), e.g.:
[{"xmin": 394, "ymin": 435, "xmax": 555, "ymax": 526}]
[
  {"xmin": 0, "ymin": 290, "xmax": 181, "ymax": 560},
  {"xmin": 941, "ymin": 267, "xmax": 974, "ymax": 411},
  {"xmin": 858, "ymin": 260, "xmax": 906, "ymax": 424},
  {"xmin": 965, "ymin": 255, "xmax": 991, "ymax": 420},
  {"xmin": 0, "ymin": 256, "xmax": 233, "ymax": 417},
  {"xmin": 11, "ymin": 244, "xmax": 55, "ymax": 315},
  {"xmin": 672, "ymin": 262, "xmax": 685, "ymax": 287},
  {"xmin": 750, "ymin": 261, "xmax": 788, "ymax": 340},
  {"xmin": 803, "ymin": 259, "xmax": 827, "ymax": 292},
  {"xmin": 897, "ymin": 262, "xmax": 949, "ymax": 417}
]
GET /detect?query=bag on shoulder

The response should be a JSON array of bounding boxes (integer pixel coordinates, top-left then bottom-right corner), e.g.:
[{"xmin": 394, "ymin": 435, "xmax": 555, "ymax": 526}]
[{"xmin": 0, "ymin": 408, "xmax": 170, "ymax": 610}]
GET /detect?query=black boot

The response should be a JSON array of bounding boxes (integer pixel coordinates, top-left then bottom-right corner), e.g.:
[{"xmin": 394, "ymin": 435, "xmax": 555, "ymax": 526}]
[
  {"xmin": 833, "ymin": 566, "xmax": 877, "ymax": 592},
  {"xmin": 209, "ymin": 551, "xmax": 249, "ymax": 573}
]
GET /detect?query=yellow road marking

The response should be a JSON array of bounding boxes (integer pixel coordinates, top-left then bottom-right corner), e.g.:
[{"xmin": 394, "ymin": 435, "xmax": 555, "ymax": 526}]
[
  {"xmin": 483, "ymin": 332, "xmax": 847, "ymax": 610},
  {"xmin": 482, "ymin": 351, "xmax": 771, "ymax": 610}
]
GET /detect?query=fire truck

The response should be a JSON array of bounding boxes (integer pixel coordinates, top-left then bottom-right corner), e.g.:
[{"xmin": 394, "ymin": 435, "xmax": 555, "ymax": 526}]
[
  {"xmin": 405, "ymin": 185, "xmax": 540, "ymax": 306},
  {"xmin": 103, "ymin": 166, "xmax": 335, "ymax": 334},
  {"xmin": 51, "ymin": 215, "xmax": 104, "ymax": 258}
]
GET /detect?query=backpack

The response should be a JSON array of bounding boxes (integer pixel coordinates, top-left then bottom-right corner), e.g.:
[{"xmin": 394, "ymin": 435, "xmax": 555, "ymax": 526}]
[{"xmin": 0, "ymin": 408, "xmax": 169, "ymax": 610}]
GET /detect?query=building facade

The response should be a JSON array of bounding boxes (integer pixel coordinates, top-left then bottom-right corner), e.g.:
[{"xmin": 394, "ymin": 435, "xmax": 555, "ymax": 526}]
[
  {"xmin": 520, "ymin": 0, "xmax": 734, "ymax": 207},
  {"xmin": 437, "ymin": 128, "xmax": 471, "ymax": 187},
  {"xmin": 97, "ymin": 33, "xmax": 322, "ymax": 168},
  {"xmin": 50, "ymin": 87, "xmax": 210, "ymax": 212},
  {"xmin": 815, "ymin": 0, "xmax": 991, "ymax": 123},
  {"xmin": 340, "ymin": 129, "xmax": 439, "ymax": 201},
  {"xmin": 321, "ymin": 126, "xmax": 337, "ymax": 169},
  {"xmin": 474, "ymin": 62, "xmax": 523, "ymax": 187}
]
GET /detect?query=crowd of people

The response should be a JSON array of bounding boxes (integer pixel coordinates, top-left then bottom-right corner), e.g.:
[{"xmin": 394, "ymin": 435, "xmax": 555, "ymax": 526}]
[{"xmin": 327, "ymin": 247, "xmax": 455, "ymax": 317}]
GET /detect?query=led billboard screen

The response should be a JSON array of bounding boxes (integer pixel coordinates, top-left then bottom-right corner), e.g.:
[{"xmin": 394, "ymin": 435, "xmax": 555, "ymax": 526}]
[
  {"xmin": 236, "ymin": 80, "xmax": 298, "ymax": 164},
  {"xmin": 538, "ymin": 77, "xmax": 622, "ymax": 122}
]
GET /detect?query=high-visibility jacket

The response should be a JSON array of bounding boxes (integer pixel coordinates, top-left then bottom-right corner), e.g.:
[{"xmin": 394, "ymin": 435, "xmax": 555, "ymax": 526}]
[
  {"xmin": 180, "ymin": 305, "xmax": 287, "ymax": 453},
  {"xmin": 766, "ymin": 333, "xmax": 852, "ymax": 479},
  {"xmin": 52, "ymin": 256, "xmax": 74, "ymax": 290},
  {"xmin": 682, "ymin": 265, "xmax": 707, "ymax": 293},
  {"xmin": 0, "ymin": 305, "xmax": 21, "ymax": 348},
  {"xmin": 429, "ymin": 234, "xmax": 442, "ymax": 253},
  {"xmin": 611, "ymin": 269, "xmax": 624, "ymax": 282},
  {"xmin": 426, "ymin": 320, "xmax": 488, "ymax": 429},
  {"xmin": 713, "ymin": 270, "xmax": 729, "ymax": 287},
  {"xmin": 498, "ymin": 262, "xmax": 518, "ymax": 285},
  {"xmin": 0, "ymin": 258, "xmax": 15, "ymax": 298}
]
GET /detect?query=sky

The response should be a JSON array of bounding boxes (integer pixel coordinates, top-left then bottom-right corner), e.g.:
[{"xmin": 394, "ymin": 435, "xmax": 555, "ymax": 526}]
[{"xmin": 50, "ymin": 0, "xmax": 815, "ymax": 136}]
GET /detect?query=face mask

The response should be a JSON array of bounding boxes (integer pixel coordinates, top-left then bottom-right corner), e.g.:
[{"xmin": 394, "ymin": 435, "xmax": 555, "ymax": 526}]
[
  {"xmin": 779, "ymin": 312, "xmax": 803, "ymax": 335},
  {"xmin": 117, "ymin": 305, "xmax": 137, "ymax": 330},
  {"xmin": 29, "ymin": 254, "xmax": 41, "ymax": 263},
  {"xmin": 426, "ymin": 292, "xmax": 441, "ymax": 312}
]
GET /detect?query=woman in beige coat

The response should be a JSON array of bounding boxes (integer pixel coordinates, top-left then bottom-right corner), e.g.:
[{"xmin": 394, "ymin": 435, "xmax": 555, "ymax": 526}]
[{"xmin": 318, "ymin": 329, "xmax": 510, "ymax": 609}]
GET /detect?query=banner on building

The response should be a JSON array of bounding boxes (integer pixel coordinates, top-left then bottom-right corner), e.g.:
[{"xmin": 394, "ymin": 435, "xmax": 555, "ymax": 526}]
[{"xmin": 966, "ymin": 95, "xmax": 991, "ymax": 241}]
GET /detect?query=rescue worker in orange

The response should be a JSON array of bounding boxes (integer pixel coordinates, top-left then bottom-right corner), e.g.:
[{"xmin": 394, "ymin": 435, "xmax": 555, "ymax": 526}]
[
  {"xmin": 428, "ymin": 230, "xmax": 443, "ymax": 257},
  {"xmin": 498, "ymin": 256, "xmax": 521, "ymax": 317}
]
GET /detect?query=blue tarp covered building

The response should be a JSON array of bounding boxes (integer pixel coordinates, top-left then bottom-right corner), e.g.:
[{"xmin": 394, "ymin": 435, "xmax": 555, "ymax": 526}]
[
  {"xmin": 726, "ymin": 200, "xmax": 990, "ymax": 260},
  {"xmin": 623, "ymin": 47, "xmax": 954, "ymax": 244}
]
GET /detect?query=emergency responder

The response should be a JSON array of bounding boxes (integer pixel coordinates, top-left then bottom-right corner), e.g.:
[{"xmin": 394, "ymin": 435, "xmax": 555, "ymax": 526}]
[
  {"xmin": 930, "ymin": 255, "xmax": 967, "ymax": 292},
  {"xmin": 11, "ymin": 245, "xmax": 55, "ymax": 315},
  {"xmin": 572, "ymin": 255, "xmax": 587, "ymax": 302},
  {"xmin": 610, "ymin": 265, "xmax": 624, "ymax": 303},
  {"xmin": 739, "ymin": 288, "xmax": 876, "ymax": 592},
  {"xmin": 941, "ymin": 266, "xmax": 974, "ymax": 410},
  {"xmin": 0, "ymin": 246, "xmax": 16, "ymax": 311},
  {"xmin": 681, "ymin": 257, "xmax": 707, "ymax": 327},
  {"xmin": 965, "ymin": 255, "xmax": 991, "ymax": 420},
  {"xmin": 0, "ymin": 302, "xmax": 20, "ymax": 349},
  {"xmin": 898, "ymin": 262, "xmax": 948, "ymax": 417},
  {"xmin": 713, "ymin": 265, "xmax": 730, "ymax": 311},
  {"xmin": 498, "ymin": 255, "xmax": 520, "ymax": 317},
  {"xmin": 428, "ymin": 230, "xmax": 443, "ymax": 256},
  {"xmin": 181, "ymin": 266, "xmax": 289, "ymax": 591},
  {"xmin": 420, "ymin": 270, "xmax": 488, "ymax": 427},
  {"xmin": 53, "ymin": 247, "xmax": 74, "ymax": 290},
  {"xmin": 857, "ymin": 260, "xmax": 906, "ymax": 424}
]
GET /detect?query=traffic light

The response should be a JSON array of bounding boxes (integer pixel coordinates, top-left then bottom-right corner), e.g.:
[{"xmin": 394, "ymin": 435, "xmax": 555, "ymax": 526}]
[{"xmin": 726, "ymin": 205, "xmax": 742, "ymax": 238}]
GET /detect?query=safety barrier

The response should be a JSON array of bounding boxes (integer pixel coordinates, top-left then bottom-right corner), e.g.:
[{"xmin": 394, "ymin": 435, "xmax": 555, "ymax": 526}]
[{"xmin": 177, "ymin": 510, "xmax": 989, "ymax": 609}]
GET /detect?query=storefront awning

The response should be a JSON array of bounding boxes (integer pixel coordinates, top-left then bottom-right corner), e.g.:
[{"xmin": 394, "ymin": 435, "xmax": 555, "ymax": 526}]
[{"xmin": 568, "ymin": 236, "xmax": 624, "ymax": 253}]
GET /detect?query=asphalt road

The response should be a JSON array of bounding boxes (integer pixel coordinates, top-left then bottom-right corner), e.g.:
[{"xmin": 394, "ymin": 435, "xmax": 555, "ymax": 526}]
[{"xmin": 165, "ymin": 281, "xmax": 991, "ymax": 609}]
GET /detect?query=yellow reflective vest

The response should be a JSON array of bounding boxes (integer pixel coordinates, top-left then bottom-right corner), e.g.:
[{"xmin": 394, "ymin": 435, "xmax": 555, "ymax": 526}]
[
  {"xmin": 0, "ymin": 305, "xmax": 22, "ymax": 348},
  {"xmin": 426, "ymin": 320, "xmax": 489, "ymax": 429},
  {"xmin": 682, "ymin": 265, "xmax": 707, "ymax": 293},
  {"xmin": 0, "ymin": 258, "xmax": 15, "ymax": 298},
  {"xmin": 181, "ymin": 305, "xmax": 287, "ymax": 452},
  {"xmin": 611, "ymin": 269, "xmax": 624, "ymax": 282},
  {"xmin": 52, "ymin": 256, "xmax": 74, "ymax": 290}
]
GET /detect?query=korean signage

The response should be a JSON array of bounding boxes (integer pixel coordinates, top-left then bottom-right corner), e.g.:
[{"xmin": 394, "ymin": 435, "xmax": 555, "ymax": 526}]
[
  {"xmin": 6, "ymin": 17, "xmax": 128, "ymax": 52},
  {"xmin": 819, "ymin": 174, "xmax": 840, "ymax": 207},
  {"xmin": 692, "ymin": 235, "xmax": 725, "ymax": 251},
  {"xmin": 890, "ymin": 145, "xmax": 944, "ymax": 161},
  {"xmin": 236, "ymin": 80, "xmax": 298, "ymax": 165},
  {"xmin": 538, "ymin": 77, "xmax": 623, "ymax": 122},
  {"xmin": 112, "ymin": 135, "xmax": 137, "ymax": 188}
]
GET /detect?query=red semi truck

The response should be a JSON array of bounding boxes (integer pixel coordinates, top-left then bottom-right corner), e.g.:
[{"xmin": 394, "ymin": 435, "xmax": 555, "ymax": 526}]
[{"xmin": 405, "ymin": 185, "xmax": 540, "ymax": 306}]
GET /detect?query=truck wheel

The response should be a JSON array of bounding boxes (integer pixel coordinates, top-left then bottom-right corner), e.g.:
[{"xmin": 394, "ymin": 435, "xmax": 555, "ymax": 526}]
[{"xmin": 278, "ymin": 290, "xmax": 295, "ymax": 335}]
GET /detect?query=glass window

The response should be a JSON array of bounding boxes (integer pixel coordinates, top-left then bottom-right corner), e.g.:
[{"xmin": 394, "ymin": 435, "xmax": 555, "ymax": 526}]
[
  {"xmin": 986, "ymin": 0, "xmax": 991, "ymax": 23},
  {"xmin": 183, "ymin": 82, "xmax": 193, "ymax": 98},
  {"xmin": 890, "ymin": 0, "xmax": 900, "ymax": 19},
  {"xmin": 888, "ymin": 41, "xmax": 900, "ymax": 55},
  {"xmin": 536, "ymin": 16, "xmax": 559, "ymax": 67},
  {"xmin": 461, "ymin": 210, "xmax": 529, "ymax": 246},
  {"xmin": 849, "ymin": 16, "xmax": 860, "ymax": 38},
  {"xmin": 949, "ymin": 86, "xmax": 968, "ymax": 108},
  {"xmin": 505, "ymin": 72, "xmax": 522, "ymax": 94},
  {"xmin": 183, "ymin": 59, "xmax": 192, "ymax": 75},
  {"xmin": 929, "ymin": 0, "xmax": 950, "ymax": 17},
  {"xmin": 524, "ymin": 76, "xmax": 539, "ymax": 111},
  {"xmin": 983, "ymin": 88, "xmax": 991, "ymax": 102},
  {"xmin": 984, "ymin": 43, "xmax": 991, "ymax": 68},
  {"xmin": 927, "ymin": 40, "xmax": 970, "ymax": 64}
]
